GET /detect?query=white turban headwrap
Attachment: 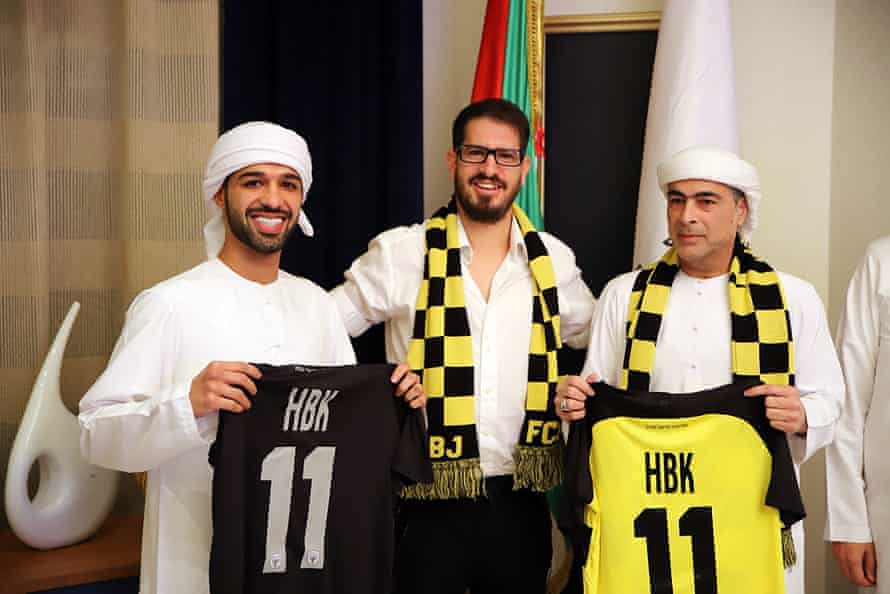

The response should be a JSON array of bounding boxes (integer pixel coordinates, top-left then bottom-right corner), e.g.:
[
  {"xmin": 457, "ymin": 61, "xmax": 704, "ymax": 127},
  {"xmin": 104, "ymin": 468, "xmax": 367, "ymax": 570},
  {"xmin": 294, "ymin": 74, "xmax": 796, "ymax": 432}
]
[
  {"xmin": 656, "ymin": 146, "xmax": 761, "ymax": 243},
  {"xmin": 202, "ymin": 121, "xmax": 314, "ymax": 258}
]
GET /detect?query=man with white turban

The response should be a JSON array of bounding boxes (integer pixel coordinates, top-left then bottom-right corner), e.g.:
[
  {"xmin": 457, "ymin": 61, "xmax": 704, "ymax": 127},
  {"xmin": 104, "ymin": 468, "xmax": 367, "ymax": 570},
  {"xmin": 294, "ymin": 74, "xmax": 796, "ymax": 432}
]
[
  {"xmin": 78, "ymin": 122, "xmax": 423, "ymax": 593},
  {"xmin": 826, "ymin": 235, "xmax": 890, "ymax": 593},
  {"xmin": 555, "ymin": 146, "xmax": 843, "ymax": 594}
]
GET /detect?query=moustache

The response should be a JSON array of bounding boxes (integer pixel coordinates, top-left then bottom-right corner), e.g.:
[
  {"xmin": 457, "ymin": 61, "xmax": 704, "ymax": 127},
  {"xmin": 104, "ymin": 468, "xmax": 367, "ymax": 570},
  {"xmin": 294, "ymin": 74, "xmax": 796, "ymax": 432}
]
[{"xmin": 674, "ymin": 226, "xmax": 704, "ymax": 236}]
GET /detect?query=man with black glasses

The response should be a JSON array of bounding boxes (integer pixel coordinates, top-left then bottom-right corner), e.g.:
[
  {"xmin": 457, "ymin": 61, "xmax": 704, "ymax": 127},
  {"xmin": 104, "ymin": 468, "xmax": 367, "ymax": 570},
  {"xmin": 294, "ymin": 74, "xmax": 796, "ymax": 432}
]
[{"xmin": 332, "ymin": 98, "xmax": 595, "ymax": 593}]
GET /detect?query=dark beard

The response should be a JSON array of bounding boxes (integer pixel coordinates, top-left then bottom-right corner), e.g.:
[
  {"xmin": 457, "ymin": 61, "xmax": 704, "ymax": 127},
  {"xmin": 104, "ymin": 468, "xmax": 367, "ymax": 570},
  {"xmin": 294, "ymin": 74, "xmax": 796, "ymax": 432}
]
[
  {"xmin": 224, "ymin": 189, "xmax": 296, "ymax": 254},
  {"xmin": 453, "ymin": 174, "xmax": 518, "ymax": 224}
]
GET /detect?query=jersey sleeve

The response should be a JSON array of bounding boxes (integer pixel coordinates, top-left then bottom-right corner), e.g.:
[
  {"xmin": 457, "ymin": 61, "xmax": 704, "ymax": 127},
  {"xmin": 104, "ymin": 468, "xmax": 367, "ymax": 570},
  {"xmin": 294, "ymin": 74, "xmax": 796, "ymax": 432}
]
[
  {"xmin": 208, "ymin": 410, "xmax": 248, "ymax": 594},
  {"xmin": 761, "ymin": 418, "xmax": 807, "ymax": 529},
  {"xmin": 391, "ymin": 403, "xmax": 433, "ymax": 490},
  {"xmin": 559, "ymin": 415, "xmax": 594, "ymax": 550}
]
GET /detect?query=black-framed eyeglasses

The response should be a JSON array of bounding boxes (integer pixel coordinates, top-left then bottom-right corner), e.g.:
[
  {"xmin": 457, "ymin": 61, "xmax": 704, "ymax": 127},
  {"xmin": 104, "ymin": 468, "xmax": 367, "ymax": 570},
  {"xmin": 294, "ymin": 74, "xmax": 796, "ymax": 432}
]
[{"xmin": 457, "ymin": 144, "xmax": 523, "ymax": 167}]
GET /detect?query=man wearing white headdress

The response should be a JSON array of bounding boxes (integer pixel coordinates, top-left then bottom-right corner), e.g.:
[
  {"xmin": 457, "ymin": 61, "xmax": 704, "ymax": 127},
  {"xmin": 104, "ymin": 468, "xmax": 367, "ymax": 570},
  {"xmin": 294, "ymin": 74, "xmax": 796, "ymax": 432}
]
[
  {"xmin": 555, "ymin": 146, "xmax": 844, "ymax": 594},
  {"xmin": 78, "ymin": 122, "xmax": 423, "ymax": 593}
]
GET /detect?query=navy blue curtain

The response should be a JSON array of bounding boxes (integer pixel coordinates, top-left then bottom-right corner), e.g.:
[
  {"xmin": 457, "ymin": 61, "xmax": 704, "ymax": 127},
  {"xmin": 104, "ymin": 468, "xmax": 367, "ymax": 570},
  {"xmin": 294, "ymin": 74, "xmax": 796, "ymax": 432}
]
[{"xmin": 222, "ymin": 0, "xmax": 424, "ymax": 361}]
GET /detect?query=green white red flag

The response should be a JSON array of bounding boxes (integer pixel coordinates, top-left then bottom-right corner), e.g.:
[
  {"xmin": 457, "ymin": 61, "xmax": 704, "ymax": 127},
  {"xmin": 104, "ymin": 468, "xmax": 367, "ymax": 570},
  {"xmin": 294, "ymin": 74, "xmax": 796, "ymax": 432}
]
[{"xmin": 471, "ymin": 0, "xmax": 545, "ymax": 228}]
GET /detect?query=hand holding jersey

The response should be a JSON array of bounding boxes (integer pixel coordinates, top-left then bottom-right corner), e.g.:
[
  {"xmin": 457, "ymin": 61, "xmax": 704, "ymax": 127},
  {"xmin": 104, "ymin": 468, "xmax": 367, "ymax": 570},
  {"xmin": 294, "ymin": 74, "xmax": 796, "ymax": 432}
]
[
  {"xmin": 188, "ymin": 361, "xmax": 423, "ymax": 419},
  {"xmin": 208, "ymin": 364, "xmax": 432, "ymax": 594},
  {"xmin": 189, "ymin": 361, "xmax": 261, "ymax": 416},
  {"xmin": 390, "ymin": 362, "xmax": 426, "ymax": 409},
  {"xmin": 556, "ymin": 372, "xmax": 598, "ymax": 422},
  {"xmin": 558, "ymin": 376, "xmax": 809, "ymax": 436},
  {"xmin": 563, "ymin": 382, "xmax": 806, "ymax": 594},
  {"xmin": 743, "ymin": 383, "xmax": 807, "ymax": 435}
]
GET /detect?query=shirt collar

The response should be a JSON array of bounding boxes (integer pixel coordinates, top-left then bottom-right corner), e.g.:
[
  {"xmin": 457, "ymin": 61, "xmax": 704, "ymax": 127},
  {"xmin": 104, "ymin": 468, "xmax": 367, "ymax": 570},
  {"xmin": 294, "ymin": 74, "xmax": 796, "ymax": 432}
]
[
  {"xmin": 210, "ymin": 257, "xmax": 282, "ymax": 289},
  {"xmin": 455, "ymin": 212, "xmax": 528, "ymax": 261}
]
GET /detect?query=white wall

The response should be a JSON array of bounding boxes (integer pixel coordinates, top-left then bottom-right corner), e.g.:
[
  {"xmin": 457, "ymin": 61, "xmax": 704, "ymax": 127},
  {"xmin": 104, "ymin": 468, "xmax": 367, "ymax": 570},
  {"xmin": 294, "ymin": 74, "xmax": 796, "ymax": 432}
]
[
  {"xmin": 546, "ymin": 0, "xmax": 661, "ymax": 14},
  {"xmin": 733, "ymin": 1, "xmax": 836, "ymax": 300},
  {"xmin": 829, "ymin": 0, "xmax": 890, "ymax": 327},
  {"xmin": 422, "ymin": 0, "xmax": 486, "ymax": 217},
  {"xmin": 731, "ymin": 4, "xmax": 837, "ymax": 594}
]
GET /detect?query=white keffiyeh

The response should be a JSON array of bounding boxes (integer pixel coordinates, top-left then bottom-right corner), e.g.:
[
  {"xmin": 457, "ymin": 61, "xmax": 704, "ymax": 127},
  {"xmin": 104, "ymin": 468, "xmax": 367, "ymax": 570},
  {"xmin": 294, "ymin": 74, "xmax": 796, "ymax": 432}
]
[
  {"xmin": 202, "ymin": 121, "xmax": 314, "ymax": 258},
  {"xmin": 657, "ymin": 145, "xmax": 761, "ymax": 243}
]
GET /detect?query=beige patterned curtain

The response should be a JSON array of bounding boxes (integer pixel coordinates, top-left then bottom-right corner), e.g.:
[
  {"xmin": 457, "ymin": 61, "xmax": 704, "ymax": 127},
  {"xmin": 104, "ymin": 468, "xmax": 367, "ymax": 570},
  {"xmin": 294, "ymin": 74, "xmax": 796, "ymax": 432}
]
[{"xmin": 0, "ymin": 0, "xmax": 218, "ymax": 527}]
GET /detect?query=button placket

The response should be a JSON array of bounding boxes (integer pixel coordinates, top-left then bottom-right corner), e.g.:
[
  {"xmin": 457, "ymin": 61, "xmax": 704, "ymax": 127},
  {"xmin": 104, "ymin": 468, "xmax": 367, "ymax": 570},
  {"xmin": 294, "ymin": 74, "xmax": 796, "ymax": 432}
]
[
  {"xmin": 479, "ymin": 312, "xmax": 498, "ymax": 414},
  {"xmin": 687, "ymin": 280, "xmax": 702, "ymax": 382},
  {"xmin": 261, "ymin": 289, "xmax": 283, "ymax": 350}
]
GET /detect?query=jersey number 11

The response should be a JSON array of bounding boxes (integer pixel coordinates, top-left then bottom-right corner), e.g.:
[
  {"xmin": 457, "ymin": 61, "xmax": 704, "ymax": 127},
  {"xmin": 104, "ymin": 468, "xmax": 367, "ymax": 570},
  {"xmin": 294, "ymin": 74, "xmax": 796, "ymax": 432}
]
[
  {"xmin": 634, "ymin": 506, "xmax": 717, "ymax": 594},
  {"xmin": 260, "ymin": 446, "xmax": 336, "ymax": 574}
]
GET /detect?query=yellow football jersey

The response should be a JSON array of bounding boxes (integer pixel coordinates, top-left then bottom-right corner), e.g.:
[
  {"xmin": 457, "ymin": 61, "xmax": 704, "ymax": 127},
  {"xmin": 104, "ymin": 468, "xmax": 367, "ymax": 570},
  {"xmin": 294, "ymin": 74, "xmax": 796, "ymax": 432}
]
[{"xmin": 564, "ymin": 382, "xmax": 804, "ymax": 594}]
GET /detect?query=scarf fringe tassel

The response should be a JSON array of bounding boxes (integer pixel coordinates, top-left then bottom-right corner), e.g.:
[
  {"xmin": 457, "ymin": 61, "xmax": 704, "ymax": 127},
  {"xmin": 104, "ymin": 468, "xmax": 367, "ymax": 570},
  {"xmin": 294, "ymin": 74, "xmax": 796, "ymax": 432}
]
[
  {"xmin": 400, "ymin": 444, "xmax": 564, "ymax": 499},
  {"xmin": 401, "ymin": 459, "xmax": 484, "ymax": 500},
  {"xmin": 513, "ymin": 443, "xmax": 564, "ymax": 492},
  {"xmin": 782, "ymin": 527, "xmax": 797, "ymax": 568}
]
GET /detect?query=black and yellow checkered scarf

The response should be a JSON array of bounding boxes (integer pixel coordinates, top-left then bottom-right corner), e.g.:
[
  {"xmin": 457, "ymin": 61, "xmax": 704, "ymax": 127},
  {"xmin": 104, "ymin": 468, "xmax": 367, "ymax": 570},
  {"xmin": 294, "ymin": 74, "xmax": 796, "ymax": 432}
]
[
  {"xmin": 401, "ymin": 199, "xmax": 563, "ymax": 500},
  {"xmin": 622, "ymin": 238, "xmax": 795, "ymax": 391},
  {"xmin": 622, "ymin": 238, "xmax": 798, "ymax": 566}
]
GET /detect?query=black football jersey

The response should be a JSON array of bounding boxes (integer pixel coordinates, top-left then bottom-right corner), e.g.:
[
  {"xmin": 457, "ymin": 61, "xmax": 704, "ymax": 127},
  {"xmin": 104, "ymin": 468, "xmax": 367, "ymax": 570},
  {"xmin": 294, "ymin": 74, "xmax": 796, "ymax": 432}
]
[{"xmin": 209, "ymin": 364, "xmax": 432, "ymax": 594}]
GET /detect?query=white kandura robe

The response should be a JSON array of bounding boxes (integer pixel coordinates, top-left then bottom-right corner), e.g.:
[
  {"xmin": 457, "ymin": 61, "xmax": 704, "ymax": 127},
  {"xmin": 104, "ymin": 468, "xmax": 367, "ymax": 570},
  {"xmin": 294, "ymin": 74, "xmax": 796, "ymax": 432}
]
[
  {"xmin": 79, "ymin": 258, "xmax": 355, "ymax": 594},
  {"xmin": 581, "ymin": 268, "xmax": 845, "ymax": 594},
  {"xmin": 826, "ymin": 236, "xmax": 890, "ymax": 594}
]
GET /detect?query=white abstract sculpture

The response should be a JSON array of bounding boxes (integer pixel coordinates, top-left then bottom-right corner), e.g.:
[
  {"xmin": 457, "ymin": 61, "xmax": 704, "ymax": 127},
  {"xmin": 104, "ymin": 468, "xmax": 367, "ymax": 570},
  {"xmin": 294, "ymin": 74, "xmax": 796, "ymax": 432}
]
[{"xmin": 5, "ymin": 302, "xmax": 119, "ymax": 549}]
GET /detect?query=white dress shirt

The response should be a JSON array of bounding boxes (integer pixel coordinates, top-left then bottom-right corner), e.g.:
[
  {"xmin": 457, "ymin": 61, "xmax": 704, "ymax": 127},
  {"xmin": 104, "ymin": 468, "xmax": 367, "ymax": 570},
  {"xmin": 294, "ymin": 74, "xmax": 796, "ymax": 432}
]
[
  {"xmin": 79, "ymin": 258, "xmax": 355, "ymax": 594},
  {"xmin": 332, "ymin": 217, "xmax": 595, "ymax": 477},
  {"xmin": 581, "ymin": 267, "xmax": 844, "ymax": 594},
  {"xmin": 826, "ymin": 236, "xmax": 890, "ymax": 594}
]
